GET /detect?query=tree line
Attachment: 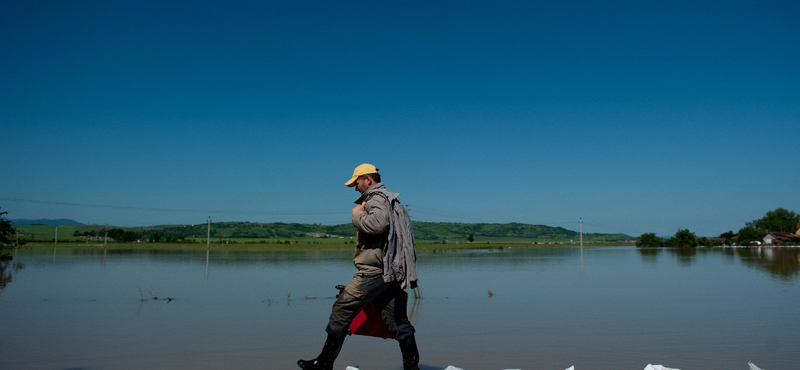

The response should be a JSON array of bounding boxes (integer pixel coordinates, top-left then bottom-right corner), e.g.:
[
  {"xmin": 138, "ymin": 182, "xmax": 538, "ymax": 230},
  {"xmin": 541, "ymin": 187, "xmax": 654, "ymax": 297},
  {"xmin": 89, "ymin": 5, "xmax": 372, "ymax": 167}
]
[
  {"xmin": 1, "ymin": 208, "xmax": 20, "ymax": 260},
  {"xmin": 4, "ymin": 205, "xmax": 797, "ymax": 249},
  {"xmin": 72, "ymin": 228, "xmax": 185, "ymax": 243},
  {"xmin": 636, "ymin": 208, "xmax": 799, "ymax": 248},
  {"xmin": 68, "ymin": 221, "xmax": 629, "ymax": 242}
]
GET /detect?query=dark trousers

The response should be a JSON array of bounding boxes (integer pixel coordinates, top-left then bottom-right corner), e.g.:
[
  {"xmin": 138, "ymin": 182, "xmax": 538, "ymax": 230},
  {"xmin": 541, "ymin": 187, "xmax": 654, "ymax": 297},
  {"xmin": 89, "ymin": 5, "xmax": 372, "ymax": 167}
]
[{"xmin": 326, "ymin": 271, "xmax": 415, "ymax": 340}]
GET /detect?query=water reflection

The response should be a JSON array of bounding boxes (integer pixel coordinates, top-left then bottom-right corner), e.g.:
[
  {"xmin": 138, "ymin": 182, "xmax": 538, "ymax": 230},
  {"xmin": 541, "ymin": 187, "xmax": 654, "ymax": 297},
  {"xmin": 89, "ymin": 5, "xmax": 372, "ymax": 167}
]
[
  {"xmin": 637, "ymin": 247, "xmax": 661, "ymax": 264},
  {"xmin": 734, "ymin": 246, "xmax": 800, "ymax": 282},
  {"xmin": 17, "ymin": 246, "xmax": 800, "ymax": 284},
  {"xmin": 19, "ymin": 247, "xmax": 354, "ymax": 266},
  {"xmin": 673, "ymin": 246, "xmax": 697, "ymax": 266},
  {"xmin": 3, "ymin": 246, "xmax": 800, "ymax": 370},
  {"xmin": 0, "ymin": 259, "xmax": 24, "ymax": 296},
  {"xmin": 637, "ymin": 246, "xmax": 800, "ymax": 281}
]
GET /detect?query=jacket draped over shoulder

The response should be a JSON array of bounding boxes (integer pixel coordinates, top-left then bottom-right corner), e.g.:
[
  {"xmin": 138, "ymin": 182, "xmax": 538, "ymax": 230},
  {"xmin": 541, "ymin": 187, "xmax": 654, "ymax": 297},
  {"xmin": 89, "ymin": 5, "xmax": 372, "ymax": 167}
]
[{"xmin": 351, "ymin": 183, "xmax": 418, "ymax": 289}]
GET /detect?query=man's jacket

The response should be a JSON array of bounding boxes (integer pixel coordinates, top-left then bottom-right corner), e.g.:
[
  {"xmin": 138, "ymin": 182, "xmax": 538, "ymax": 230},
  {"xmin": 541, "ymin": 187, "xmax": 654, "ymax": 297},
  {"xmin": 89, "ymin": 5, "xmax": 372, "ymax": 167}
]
[{"xmin": 352, "ymin": 183, "xmax": 419, "ymax": 289}]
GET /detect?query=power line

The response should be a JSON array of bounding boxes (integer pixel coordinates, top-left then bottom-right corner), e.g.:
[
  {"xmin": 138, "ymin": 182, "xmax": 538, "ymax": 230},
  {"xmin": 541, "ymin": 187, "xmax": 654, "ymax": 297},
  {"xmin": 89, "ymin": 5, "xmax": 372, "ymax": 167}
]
[{"xmin": 0, "ymin": 197, "xmax": 340, "ymax": 217}]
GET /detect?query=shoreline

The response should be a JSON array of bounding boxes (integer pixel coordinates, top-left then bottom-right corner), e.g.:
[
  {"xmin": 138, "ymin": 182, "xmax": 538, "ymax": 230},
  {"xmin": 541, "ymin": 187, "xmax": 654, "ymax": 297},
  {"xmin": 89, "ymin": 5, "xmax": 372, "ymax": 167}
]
[{"xmin": 12, "ymin": 241, "xmax": 634, "ymax": 252}]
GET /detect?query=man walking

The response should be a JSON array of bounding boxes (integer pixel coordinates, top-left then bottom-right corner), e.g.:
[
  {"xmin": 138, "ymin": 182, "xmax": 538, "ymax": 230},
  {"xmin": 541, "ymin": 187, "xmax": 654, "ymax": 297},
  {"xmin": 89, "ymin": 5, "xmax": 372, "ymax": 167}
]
[{"xmin": 297, "ymin": 163, "xmax": 420, "ymax": 370}]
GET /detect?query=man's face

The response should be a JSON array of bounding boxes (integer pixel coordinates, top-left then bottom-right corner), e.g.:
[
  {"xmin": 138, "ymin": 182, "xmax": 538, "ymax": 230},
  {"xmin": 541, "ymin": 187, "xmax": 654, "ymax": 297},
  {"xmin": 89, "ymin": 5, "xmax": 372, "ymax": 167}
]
[{"xmin": 354, "ymin": 175, "xmax": 371, "ymax": 193}]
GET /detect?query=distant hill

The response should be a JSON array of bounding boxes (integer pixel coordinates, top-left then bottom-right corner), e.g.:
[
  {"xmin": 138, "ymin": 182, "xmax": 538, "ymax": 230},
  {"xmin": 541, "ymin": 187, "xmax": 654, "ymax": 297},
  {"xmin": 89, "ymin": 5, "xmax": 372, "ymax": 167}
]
[
  {"xmin": 11, "ymin": 220, "xmax": 632, "ymax": 243},
  {"xmin": 10, "ymin": 219, "xmax": 84, "ymax": 226},
  {"xmin": 407, "ymin": 222, "xmax": 631, "ymax": 242},
  {"xmin": 133, "ymin": 221, "xmax": 632, "ymax": 242}
]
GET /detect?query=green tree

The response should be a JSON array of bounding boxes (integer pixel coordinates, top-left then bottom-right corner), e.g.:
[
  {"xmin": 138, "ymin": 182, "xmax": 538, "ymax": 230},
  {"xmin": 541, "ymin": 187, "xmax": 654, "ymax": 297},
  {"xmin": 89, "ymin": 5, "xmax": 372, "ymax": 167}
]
[
  {"xmin": 107, "ymin": 228, "xmax": 144, "ymax": 243},
  {"xmin": 670, "ymin": 229, "xmax": 697, "ymax": 248},
  {"xmin": 720, "ymin": 231, "xmax": 735, "ymax": 245},
  {"xmin": 467, "ymin": 234, "xmax": 474, "ymax": 243},
  {"xmin": 636, "ymin": 232, "xmax": 662, "ymax": 248},
  {"xmin": 749, "ymin": 208, "xmax": 800, "ymax": 233},
  {"xmin": 736, "ymin": 226, "xmax": 766, "ymax": 246},
  {"xmin": 1, "ymin": 207, "xmax": 20, "ymax": 260}
]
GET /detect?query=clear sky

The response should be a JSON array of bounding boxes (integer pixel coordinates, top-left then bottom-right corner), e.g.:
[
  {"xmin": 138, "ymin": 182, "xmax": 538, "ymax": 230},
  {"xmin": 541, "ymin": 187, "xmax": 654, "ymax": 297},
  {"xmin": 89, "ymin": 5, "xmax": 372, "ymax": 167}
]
[{"xmin": 2, "ymin": 1, "xmax": 798, "ymax": 237}]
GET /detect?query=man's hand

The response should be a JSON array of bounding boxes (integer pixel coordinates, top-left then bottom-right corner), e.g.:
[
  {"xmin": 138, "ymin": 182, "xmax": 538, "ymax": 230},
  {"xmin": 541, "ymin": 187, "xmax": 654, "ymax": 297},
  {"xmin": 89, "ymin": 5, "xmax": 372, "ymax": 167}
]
[{"xmin": 352, "ymin": 202, "xmax": 366, "ymax": 216}]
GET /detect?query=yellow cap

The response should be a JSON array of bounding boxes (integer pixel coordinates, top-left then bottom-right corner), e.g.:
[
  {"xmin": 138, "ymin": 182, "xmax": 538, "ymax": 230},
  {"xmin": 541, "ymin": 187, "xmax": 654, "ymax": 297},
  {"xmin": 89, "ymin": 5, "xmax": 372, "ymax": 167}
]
[{"xmin": 345, "ymin": 163, "xmax": 378, "ymax": 187}]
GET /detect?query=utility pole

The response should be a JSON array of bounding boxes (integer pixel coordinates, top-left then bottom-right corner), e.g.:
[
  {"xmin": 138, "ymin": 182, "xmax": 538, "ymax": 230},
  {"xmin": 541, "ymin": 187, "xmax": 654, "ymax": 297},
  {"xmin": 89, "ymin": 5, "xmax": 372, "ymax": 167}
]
[
  {"xmin": 206, "ymin": 217, "xmax": 211, "ymax": 249},
  {"xmin": 579, "ymin": 218, "xmax": 584, "ymax": 277}
]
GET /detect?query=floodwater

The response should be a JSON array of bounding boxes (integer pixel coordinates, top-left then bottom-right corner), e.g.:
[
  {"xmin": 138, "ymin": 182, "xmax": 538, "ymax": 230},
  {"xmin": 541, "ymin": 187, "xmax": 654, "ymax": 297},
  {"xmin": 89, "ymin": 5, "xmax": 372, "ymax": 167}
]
[{"xmin": 1, "ymin": 246, "xmax": 799, "ymax": 370}]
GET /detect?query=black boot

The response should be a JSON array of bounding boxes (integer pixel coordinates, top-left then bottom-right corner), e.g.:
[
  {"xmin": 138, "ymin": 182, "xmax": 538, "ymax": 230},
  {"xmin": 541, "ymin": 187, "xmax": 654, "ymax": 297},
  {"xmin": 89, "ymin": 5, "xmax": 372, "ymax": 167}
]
[
  {"xmin": 297, "ymin": 334, "xmax": 345, "ymax": 370},
  {"xmin": 398, "ymin": 335, "xmax": 420, "ymax": 370}
]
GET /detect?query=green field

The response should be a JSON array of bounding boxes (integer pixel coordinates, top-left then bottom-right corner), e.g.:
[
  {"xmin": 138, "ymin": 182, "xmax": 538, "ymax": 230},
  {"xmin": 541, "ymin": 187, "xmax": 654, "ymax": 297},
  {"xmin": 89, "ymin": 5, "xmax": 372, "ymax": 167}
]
[{"xmin": 11, "ymin": 222, "xmax": 633, "ymax": 250}]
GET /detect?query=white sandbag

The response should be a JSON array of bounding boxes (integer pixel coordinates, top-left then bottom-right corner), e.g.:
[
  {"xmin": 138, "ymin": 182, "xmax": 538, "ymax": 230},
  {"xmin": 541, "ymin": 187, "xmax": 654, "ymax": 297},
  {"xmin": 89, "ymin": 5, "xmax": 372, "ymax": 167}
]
[
  {"xmin": 644, "ymin": 365, "xmax": 681, "ymax": 370},
  {"xmin": 345, "ymin": 367, "xmax": 359, "ymax": 370},
  {"xmin": 748, "ymin": 362, "xmax": 764, "ymax": 370},
  {"xmin": 444, "ymin": 367, "xmax": 522, "ymax": 370}
]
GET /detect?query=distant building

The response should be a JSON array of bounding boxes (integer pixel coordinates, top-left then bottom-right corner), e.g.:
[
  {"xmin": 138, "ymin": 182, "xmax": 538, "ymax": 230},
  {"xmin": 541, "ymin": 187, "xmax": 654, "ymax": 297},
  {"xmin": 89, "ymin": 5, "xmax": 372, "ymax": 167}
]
[{"xmin": 763, "ymin": 232, "xmax": 800, "ymax": 246}]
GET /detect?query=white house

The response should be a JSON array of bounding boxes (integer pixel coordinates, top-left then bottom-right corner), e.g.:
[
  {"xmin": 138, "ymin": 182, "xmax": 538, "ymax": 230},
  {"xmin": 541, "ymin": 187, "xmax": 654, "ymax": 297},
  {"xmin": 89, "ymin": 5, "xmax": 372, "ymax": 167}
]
[{"xmin": 763, "ymin": 232, "xmax": 800, "ymax": 246}]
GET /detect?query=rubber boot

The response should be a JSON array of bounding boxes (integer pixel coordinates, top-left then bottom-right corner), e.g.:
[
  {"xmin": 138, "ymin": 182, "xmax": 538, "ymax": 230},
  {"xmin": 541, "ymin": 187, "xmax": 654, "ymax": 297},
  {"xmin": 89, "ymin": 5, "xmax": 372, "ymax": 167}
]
[
  {"xmin": 297, "ymin": 334, "xmax": 345, "ymax": 370},
  {"xmin": 398, "ymin": 335, "xmax": 420, "ymax": 370}
]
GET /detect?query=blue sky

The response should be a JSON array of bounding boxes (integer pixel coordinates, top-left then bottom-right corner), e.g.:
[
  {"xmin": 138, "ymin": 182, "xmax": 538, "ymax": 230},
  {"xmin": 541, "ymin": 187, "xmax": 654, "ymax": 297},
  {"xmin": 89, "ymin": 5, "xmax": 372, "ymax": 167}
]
[{"xmin": 2, "ymin": 1, "xmax": 798, "ymax": 237}]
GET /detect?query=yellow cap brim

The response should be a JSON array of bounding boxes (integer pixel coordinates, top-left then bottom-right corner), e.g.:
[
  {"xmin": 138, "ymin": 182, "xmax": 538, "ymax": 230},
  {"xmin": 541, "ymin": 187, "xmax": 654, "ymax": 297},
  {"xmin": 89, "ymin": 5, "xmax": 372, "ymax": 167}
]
[{"xmin": 345, "ymin": 163, "xmax": 378, "ymax": 187}]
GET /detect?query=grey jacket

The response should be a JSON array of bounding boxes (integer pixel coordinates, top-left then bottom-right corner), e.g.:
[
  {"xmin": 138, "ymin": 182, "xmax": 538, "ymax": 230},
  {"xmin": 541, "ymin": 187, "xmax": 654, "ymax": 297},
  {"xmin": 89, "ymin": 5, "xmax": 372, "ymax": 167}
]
[
  {"xmin": 351, "ymin": 183, "xmax": 418, "ymax": 289},
  {"xmin": 351, "ymin": 184, "xmax": 391, "ymax": 274}
]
